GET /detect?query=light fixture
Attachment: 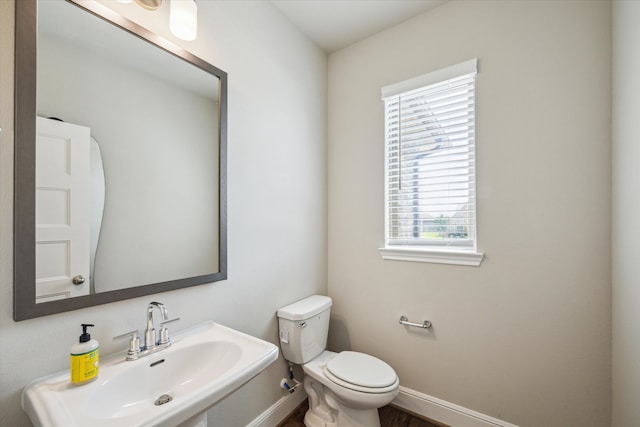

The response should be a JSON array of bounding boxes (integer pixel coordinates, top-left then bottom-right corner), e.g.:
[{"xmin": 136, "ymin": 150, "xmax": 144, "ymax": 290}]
[
  {"xmin": 135, "ymin": 0, "xmax": 163, "ymax": 11},
  {"xmin": 117, "ymin": 0, "xmax": 198, "ymax": 42},
  {"xmin": 170, "ymin": 0, "xmax": 198, "ymax": 41},
  {"xmin": 116, "ymin": 0, "xmax": 163, "ymax": 11}
]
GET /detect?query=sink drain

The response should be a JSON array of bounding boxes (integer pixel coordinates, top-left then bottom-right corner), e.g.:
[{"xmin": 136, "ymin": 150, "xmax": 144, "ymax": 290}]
[{"xmin": 154, "ymin": 394, "xmax": 173, "ymax": 406}]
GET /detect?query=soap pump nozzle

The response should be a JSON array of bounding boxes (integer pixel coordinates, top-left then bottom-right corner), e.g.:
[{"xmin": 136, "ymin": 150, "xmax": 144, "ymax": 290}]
[{"xmin": 79, "ymin": 323, "xmax": 95, "ymax": 343}]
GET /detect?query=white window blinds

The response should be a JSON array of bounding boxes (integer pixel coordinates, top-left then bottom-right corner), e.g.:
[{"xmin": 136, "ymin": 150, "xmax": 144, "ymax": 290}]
[{"xmin": 382, "ymin": 59, "xmax": 478, "ymax": 250}]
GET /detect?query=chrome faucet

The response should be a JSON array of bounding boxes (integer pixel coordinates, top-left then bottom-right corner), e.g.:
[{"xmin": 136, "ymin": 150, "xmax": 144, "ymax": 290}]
[
  {"xmin": 145, "ymin": 301, "xmax": 168, "ymax": 350},
  {"xmin": 114, "ymin": 301, "xmax": 180, "ymax": 361}
]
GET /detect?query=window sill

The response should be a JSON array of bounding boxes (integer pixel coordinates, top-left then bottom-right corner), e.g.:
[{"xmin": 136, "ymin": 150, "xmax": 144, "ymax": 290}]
[{"xmin": 378, "ymin": 247, "xmax": 484, "ymax": 266}]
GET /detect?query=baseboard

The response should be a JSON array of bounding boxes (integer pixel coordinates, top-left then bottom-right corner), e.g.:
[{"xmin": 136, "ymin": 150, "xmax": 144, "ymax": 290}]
[
  {"xmin": 246, "ymin": 385, "xmax": 518, "ymax": 427},
  {"xmin": 246, "ymin": 389, "xmax": 308, "ymax": 427},
  {"xmin": 393, "ymin": 386, "xmax": 520, "ymax": 427}
]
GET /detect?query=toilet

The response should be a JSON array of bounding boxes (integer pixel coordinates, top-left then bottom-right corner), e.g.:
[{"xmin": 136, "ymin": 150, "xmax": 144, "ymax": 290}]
[{"xmin": 277, "ymin": 295, "xmax": 399, "ymax": 427}]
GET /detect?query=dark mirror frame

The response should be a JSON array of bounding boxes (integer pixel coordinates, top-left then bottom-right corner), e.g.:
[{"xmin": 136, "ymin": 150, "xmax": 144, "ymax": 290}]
[{"xmin": 14, "ymin": 0, "xmax": 227, "ymax": 321}]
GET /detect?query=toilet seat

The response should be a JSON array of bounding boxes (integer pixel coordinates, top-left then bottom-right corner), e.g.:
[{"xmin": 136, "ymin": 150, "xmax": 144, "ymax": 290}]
[{"xmin": 323, "ymin": 351, "xmax": 398, "ymax": 393}]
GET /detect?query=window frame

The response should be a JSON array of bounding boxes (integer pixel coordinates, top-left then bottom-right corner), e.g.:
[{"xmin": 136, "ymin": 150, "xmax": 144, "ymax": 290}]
[{"xmin": 379, "ymin": 59, "xmax": 484, "ymax": 267}]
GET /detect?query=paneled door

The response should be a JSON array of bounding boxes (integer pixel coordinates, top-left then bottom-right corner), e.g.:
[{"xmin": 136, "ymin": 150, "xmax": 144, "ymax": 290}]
[{"xmin": 35, "ymin": 117, "xmax": 91, "ymax": 302}]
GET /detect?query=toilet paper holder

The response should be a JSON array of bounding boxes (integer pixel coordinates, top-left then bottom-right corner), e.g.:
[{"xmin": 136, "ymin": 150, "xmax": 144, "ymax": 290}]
[{"xmin": 399, "ymin": 315, "xmax": 432, "ymax": 329}]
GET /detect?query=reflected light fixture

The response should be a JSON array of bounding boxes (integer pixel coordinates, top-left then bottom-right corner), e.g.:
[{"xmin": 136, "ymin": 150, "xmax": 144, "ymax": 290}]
[{"xmin": 115, "ymin": 0, "xmax": 198, "ymax": 41}]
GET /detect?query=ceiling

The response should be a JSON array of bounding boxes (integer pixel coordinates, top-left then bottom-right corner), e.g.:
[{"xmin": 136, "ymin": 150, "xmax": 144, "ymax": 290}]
[{"xmin": 271, "ymin": 0, "xmax": 446, "ymax": 53}]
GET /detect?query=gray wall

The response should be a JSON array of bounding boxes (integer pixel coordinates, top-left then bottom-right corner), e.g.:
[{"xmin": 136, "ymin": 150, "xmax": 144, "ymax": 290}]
[
  {"xmin": 327, "ymin": 1, "xmax": 611, "ymax": 426},
  {"xmin": 612, "ymin": 1, "xmax": 640, "ymax": 425},
  {"xmin": 0, "ymin": 1, "xmax": 327, "ymax": 425}
]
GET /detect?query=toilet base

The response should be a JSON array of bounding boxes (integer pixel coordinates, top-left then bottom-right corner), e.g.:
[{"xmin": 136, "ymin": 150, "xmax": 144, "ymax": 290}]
[
  {"xmin": 304, "ymin": 408, "xmax": 380, "ymax": 427},
  {"xmin": 303, "ymin": 375, "xmax": 382, "ymax": 427}
]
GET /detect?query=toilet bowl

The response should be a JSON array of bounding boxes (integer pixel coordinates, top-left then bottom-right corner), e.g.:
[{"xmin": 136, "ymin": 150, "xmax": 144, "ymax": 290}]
[
  {"xmin": 277, "ymin": 295, "xmax": 400, "ymax": 427},
  {"xmin": 302, "ymin": 350, "xmax": 399, "ymax": 427}
]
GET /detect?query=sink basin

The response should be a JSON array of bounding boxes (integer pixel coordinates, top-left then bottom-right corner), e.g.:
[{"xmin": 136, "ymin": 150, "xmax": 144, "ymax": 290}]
[{"xmin": 22, "ymin": 322, "xmax": 279, "ymax": 427}]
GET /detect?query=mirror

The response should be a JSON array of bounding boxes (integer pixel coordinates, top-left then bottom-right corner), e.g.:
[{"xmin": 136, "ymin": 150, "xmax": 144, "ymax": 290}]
[{"xmin": 14, "ymin": 0, "xmax": 227, "ymax": 320}]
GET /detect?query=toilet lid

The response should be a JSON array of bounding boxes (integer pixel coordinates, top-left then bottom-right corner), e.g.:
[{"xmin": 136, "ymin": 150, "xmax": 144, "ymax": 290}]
[{"xmin": 325, "ymin": 351, "xmax": 397, "ymax": 388}]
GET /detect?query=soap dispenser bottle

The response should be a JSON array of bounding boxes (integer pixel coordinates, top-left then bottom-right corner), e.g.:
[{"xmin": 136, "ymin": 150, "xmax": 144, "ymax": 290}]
[{"xmin": 70, "ymin": 323, "xmax": 99, "ymax": 385}]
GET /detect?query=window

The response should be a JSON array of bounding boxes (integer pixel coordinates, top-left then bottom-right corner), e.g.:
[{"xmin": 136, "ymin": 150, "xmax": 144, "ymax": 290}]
[{"xmin": 379, "ymin": 59, "xmax": 483, "ymax": 266}]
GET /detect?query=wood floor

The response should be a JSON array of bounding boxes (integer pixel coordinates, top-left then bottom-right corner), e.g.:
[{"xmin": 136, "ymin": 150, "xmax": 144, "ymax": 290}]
[{"xmin": 277, "ymin": 399, "xmax": 445, "ymax": 427}]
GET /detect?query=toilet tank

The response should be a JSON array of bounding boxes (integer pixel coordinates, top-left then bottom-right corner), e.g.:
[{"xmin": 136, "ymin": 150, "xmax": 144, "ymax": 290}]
[{"xmin": 277, "ymin": 295, "xmax": 332, "ymax": 364}]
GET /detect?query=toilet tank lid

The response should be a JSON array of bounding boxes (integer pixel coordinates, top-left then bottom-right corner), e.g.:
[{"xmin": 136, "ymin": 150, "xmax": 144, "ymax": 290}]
[{"xmin": 277, "ymin": 295, "xmax": 332, "ymax": 321}]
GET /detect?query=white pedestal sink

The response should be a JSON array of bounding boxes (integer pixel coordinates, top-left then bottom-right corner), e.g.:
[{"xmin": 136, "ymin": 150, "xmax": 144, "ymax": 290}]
[{"xmin": 22, "ymin": 322, "xmax": 279, "ymax": 427}]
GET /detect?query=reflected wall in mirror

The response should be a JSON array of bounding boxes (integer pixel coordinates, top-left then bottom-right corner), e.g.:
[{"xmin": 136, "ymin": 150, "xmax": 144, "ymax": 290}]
[{"xmin": 14, "ymin": 0, "xmax": 227, "ymax": 320}]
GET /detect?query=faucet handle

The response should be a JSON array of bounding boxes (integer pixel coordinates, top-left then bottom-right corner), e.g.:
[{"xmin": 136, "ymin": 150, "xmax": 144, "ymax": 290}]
[
  {"xmin": 160, "ymin": 317, "xmax": 180, "ymax": 326},
  {"xmin": 113, "ymin": 330, "xmax": 141, "ymax": 360},
  {"xmin": 158, "ymin": 317, "xmax": 180, "ymax": 345}
]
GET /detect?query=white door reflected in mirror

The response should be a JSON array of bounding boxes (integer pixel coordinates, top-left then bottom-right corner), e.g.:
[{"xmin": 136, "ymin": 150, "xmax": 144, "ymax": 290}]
[{"xmin": 35, "ymin": 117, "xmax": 91, "ymax": 302}]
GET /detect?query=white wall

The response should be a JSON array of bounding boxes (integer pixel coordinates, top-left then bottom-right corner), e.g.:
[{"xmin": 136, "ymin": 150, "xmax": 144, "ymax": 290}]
[
  {"xmin": 327, "ymin": 1, "xmax": 611, "ymax": 426},
  {"xmin": 0, "ymin": 1, "xmax": 327, "ymax": 425},
  {"xmin": 612, "ymin": 1, "xmax": 640, "ymax": 426}
]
